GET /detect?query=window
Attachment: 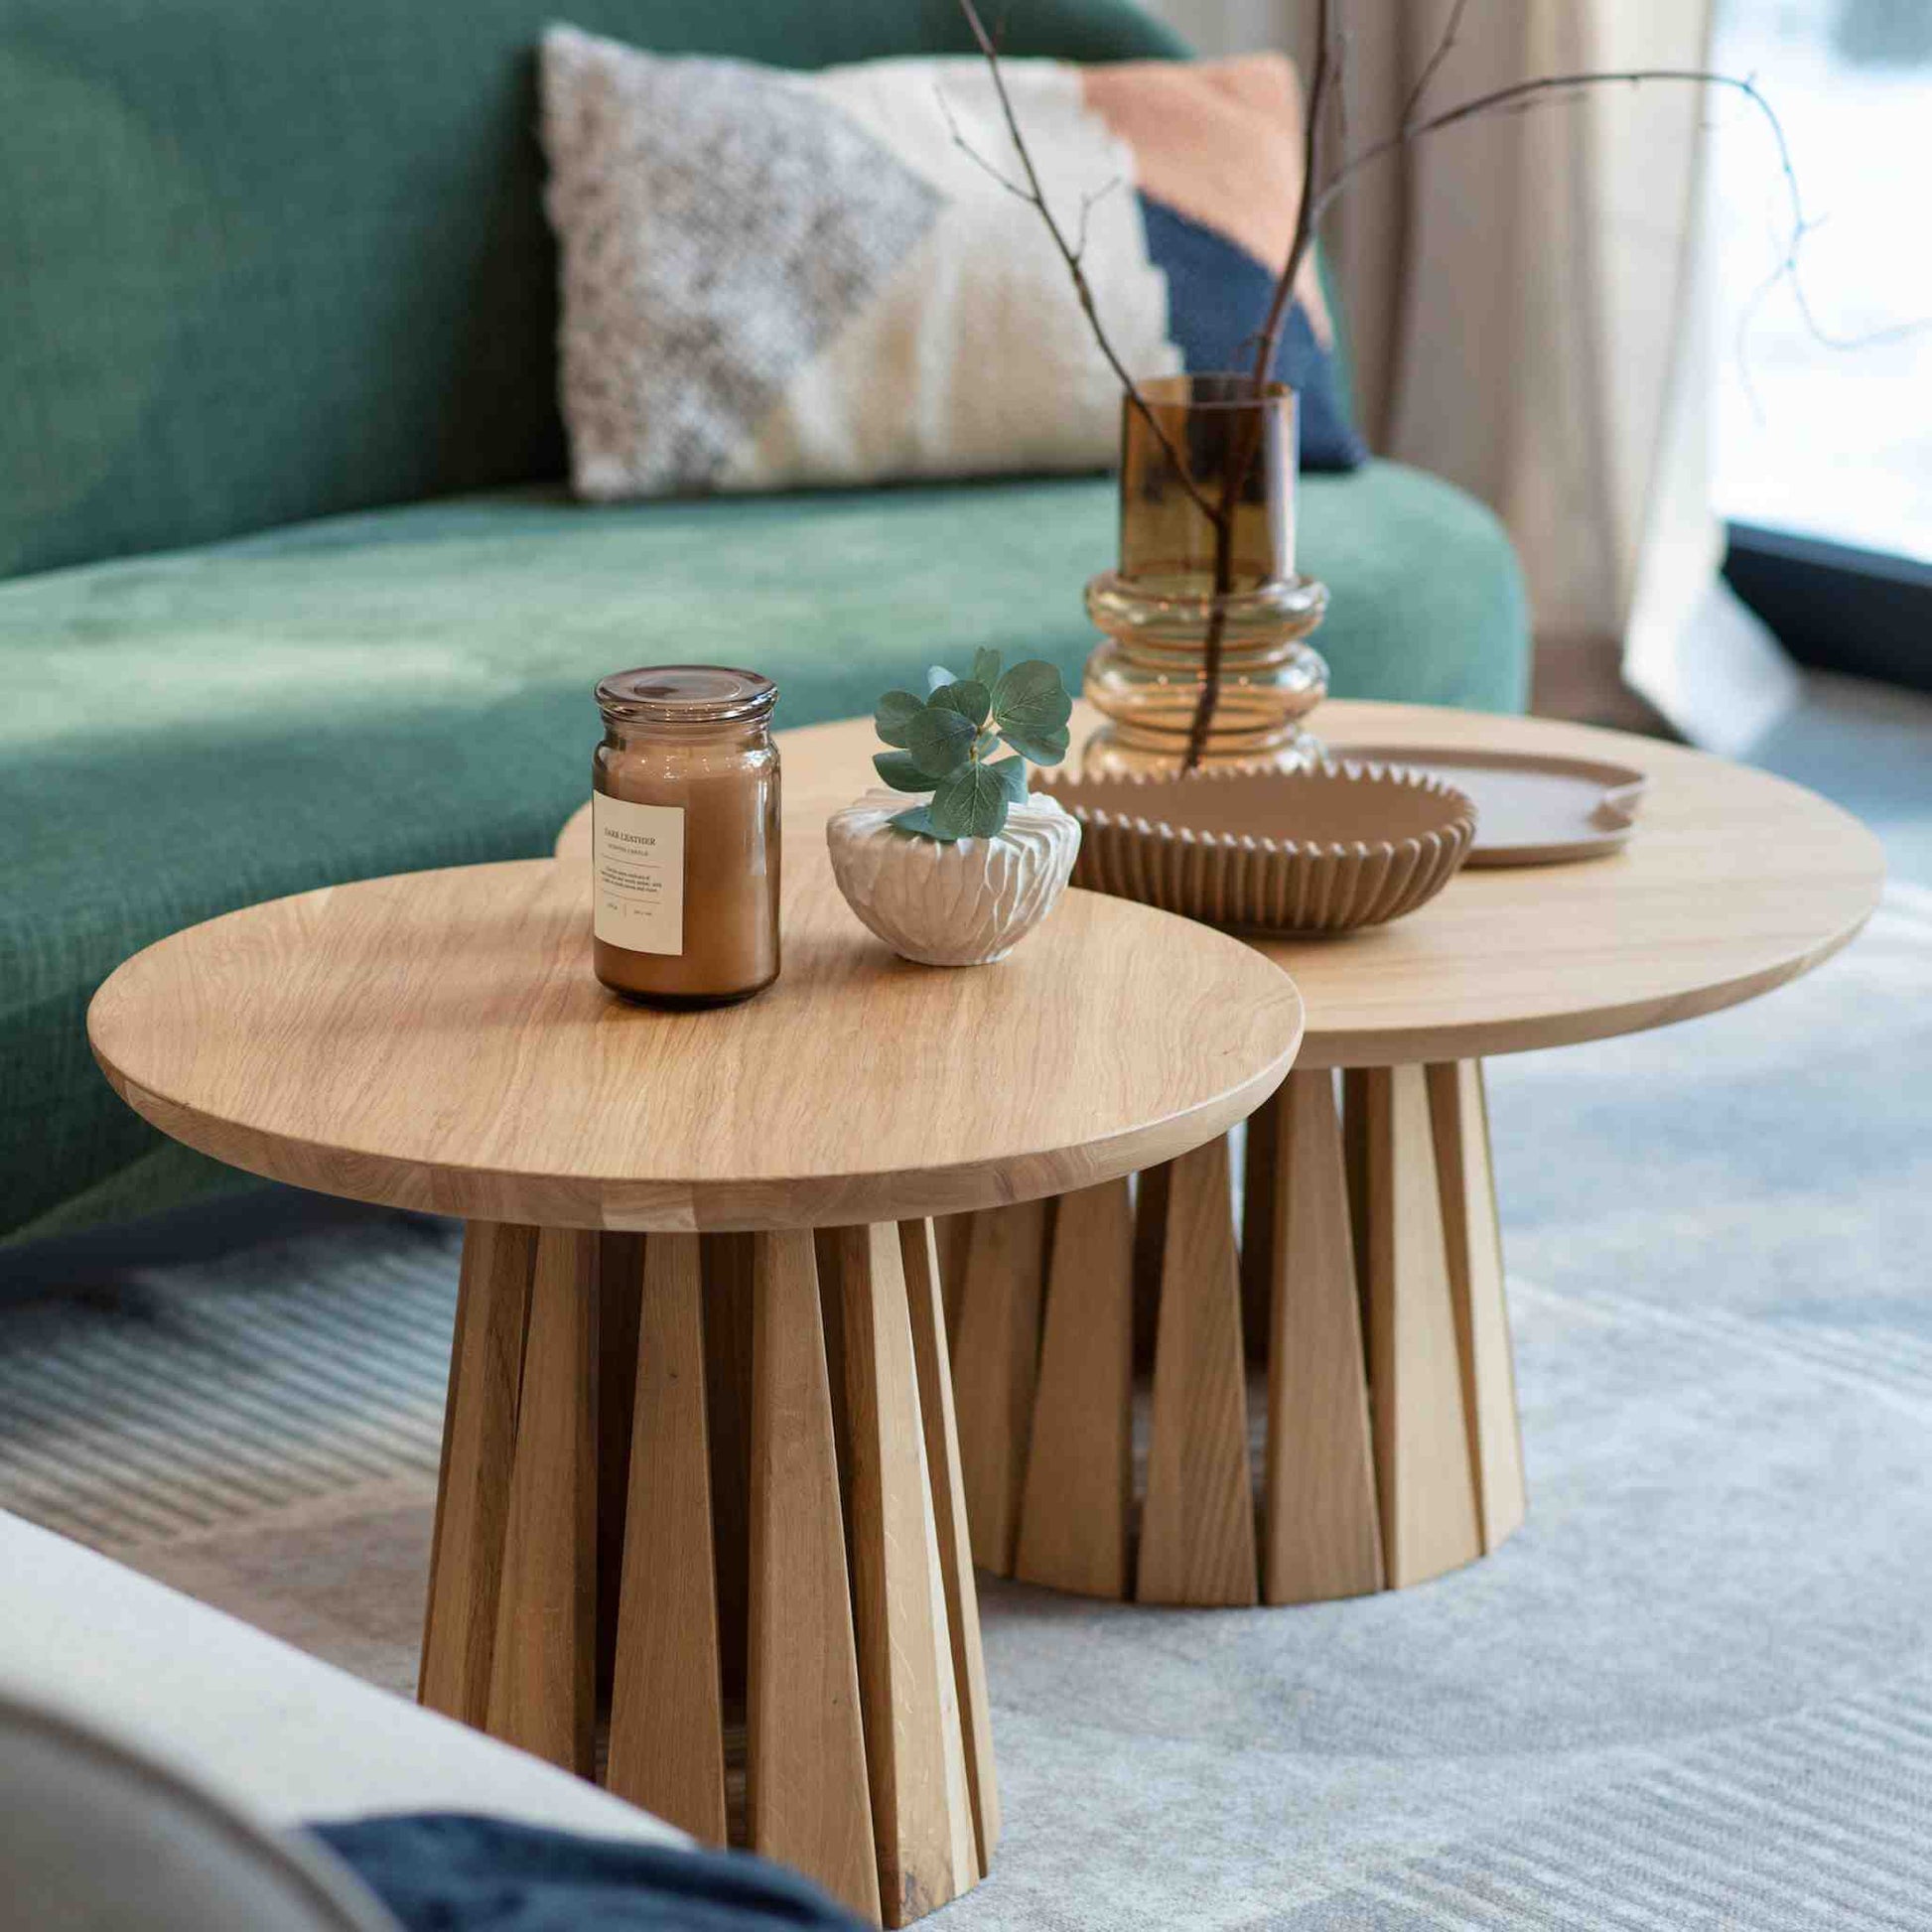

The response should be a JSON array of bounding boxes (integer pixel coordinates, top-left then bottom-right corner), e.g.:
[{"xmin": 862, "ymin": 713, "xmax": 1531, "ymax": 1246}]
[{"xmin": 1711, "ymin": 0, "xmax": 1932, "ymax": 687}]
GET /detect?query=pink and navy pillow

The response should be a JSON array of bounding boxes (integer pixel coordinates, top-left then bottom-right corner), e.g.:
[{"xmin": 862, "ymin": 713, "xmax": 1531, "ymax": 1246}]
[
  {"xmin": 540, "ymin": 32, "xmax": 1366, "ymax": 502},
  {"xmin": 1081, "ymin": 56, "xmax": 1364, "ymax": 473}
]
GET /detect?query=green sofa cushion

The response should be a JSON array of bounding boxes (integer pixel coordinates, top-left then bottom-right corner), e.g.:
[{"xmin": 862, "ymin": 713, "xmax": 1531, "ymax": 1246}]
[
  {"xmin": 1, "ymin": 466, "xmax": 1525, "ymax": 1243},
  {"xmin": 0, "ymin": 0, "xmax": 1185, "ymax": 581}
]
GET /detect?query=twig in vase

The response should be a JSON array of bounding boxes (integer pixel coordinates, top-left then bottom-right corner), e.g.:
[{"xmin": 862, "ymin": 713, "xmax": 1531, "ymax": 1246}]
[
  {"xmin": 947, "ymin": 0, "xmax": 1218, "ymax": 528},
  {"xmin": 1181, "ymin": 0, "xmax": 1334, "ymax": 776},
  {"xmin": 954, "ymin": 0, "xmax": 1904, "ymax": 772}
]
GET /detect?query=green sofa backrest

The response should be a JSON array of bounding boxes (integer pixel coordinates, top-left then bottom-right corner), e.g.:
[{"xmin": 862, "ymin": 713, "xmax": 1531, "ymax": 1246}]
[{"xmin": 0, "ymin": 0, "xmax": 1184, "ymax": 581}]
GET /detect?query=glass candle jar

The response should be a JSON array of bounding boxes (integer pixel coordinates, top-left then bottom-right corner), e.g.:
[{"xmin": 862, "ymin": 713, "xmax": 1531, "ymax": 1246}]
[{"xmin": 591, "ymin": 665, "xmax": 780, "ymax": 1007}]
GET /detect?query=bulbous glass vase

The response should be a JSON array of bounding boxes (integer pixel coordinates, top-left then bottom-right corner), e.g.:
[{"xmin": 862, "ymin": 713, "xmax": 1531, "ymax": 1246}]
[{"xmin": 1082, "ymin": 373, "xmax": 1329, "ymax": 777}]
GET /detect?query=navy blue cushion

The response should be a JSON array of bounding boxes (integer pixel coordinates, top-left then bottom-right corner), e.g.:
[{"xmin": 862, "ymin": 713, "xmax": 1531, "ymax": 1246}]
[
  {"xmin": 1138, "ymin": 196, "xmax": 1366, "ymax": 473},
  {"xmin": 309, "ymin": 1815, "xmax": 867, "ymax": 1931}
]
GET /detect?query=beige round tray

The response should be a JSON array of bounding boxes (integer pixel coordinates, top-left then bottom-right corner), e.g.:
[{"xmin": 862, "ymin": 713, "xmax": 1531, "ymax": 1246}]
[
  {"xmin": 1034, "ymin": 762, "xmax": 1477, "ymax": 933},
  {"xmin": 1328, "ymin": 745, "xmax": 1647, "ymax": 866}
]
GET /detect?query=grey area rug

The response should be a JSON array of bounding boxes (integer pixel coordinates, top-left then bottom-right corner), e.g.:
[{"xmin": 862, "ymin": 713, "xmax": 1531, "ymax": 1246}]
[{"xmin": 3, "ymin": 698, "xmax": 1929, "ymax": 1929}]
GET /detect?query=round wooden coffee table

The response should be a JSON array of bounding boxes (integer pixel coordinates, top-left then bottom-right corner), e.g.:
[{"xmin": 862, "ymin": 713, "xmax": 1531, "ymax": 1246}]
[
  {"xmin": 87, "ymin": 854, "xmax": 1302, "ymax": 1925},
  {"xmin": 557, "ymin": 701, "xmax": 1883, "ymax": 1612}
]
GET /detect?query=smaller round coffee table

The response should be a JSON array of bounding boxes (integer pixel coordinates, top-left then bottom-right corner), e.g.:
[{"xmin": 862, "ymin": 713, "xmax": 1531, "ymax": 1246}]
[{"xmin": 87, "ymin": 854, "xmax": 1301, "ymax": 1927}]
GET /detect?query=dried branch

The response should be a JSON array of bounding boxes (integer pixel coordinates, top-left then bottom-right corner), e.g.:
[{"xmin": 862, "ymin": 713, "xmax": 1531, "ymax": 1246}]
[
  {"xmin": 952, "ymin": 0, "xmax": 1216, "ymax": 524},
  {"xmin": 1400, "ymin": 0, "xmax": 1472, "ymax": 132},
  {"xmin": 1320, "ymin": 69, "xmax": 1785, "ymax": 228},
  {"xmin": 1247, "ymin": 0, "xmax": 1334, "ymax": 390},
  {"xmin": 951, "ymin": 0, "xmax": 1923, "ymax": 775},
  {"xmin": 1180, "ymin": 0, "xmax": 1338, "ymax": 772},
  {"xmin": 1074, "ymin": 176, "xmax": 1122, "ymax": 260}
]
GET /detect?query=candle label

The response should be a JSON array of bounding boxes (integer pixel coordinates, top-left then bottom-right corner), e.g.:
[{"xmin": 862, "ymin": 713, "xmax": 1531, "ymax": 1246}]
[{"xmin": 593, "ymin": 794, "xmax": 686, "ymax": 955}]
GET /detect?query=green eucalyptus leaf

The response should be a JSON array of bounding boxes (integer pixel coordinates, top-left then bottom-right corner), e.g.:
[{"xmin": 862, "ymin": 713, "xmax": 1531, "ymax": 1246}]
[
  {"xmin": 928, "ymin": 678, "xmax": 990, "ymax": 728},
  {"xmin": 971, "ymin": 646, "xmax": 1003, "ymax": 690},
  {"xmin": 874, "ymin": 689, "xmax": 925, "ymax": 749},
  {"xmin": 874, "ymin": 750, "xmax": 932, "ymax": 792},
  {"xmin": 996, "ymin": 723, "xmax": 1071, "ymax": 766},
  {"xmin": 890, "ymin": 803, "xmax": 950, "ymax": 840},
  {"xmin": 925, "ymin": 663, "xmax": 956, "ymax": 694},
  {"xmin": 929, "ymin": 759, "xmax": 1012, "ymax": 840},
  {"xmin": 988, "ymin": 755, "xmax": 1030, "ymax": 803},
  {"xmin": 903, "ymin": 703, "xmax": 977, "ymax": 778},
  {"xmin": 990, "ymin": 658, "xmax": 1073, "ymax": 744}
]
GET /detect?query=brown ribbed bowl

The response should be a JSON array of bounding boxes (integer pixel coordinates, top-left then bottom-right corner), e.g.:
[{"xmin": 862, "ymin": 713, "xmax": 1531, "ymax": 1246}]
[{"xmin": 1033, "ymin": 761, "xmax": 1478, "ymax": 934}]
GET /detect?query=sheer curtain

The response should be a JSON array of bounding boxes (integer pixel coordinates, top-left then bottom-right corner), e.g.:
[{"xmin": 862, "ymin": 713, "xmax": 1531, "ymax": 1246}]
[{"xmin": 1147, "ymin": 0, "xmax": 1798, "ymax": 749}]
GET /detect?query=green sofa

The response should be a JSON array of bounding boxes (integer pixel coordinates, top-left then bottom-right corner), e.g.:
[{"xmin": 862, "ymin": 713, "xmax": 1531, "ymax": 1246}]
[{"xmin": 0, "ymin": 0, "xmax": 1528, "ymax": 1246}]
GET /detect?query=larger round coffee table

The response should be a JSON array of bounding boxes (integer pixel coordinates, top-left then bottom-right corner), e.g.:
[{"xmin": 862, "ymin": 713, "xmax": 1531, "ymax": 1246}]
[
  {"xmin": 87, "ymin": 853, "xmax": 1302, "ymax": 1925},
  {"xmin": 557, "ymin": 701, "xmax": 1883, "ymax": 1611}
]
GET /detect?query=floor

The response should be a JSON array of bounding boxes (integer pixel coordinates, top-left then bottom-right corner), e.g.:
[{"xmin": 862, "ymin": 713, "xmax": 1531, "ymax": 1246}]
[{"xmin": 2, "ymin": 669, "xmax": 1929, "ymax": 1929}]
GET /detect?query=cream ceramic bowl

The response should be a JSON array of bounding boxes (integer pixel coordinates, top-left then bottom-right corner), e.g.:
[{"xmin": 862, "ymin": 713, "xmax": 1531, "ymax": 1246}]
[{"xmin": 1035, "ymin": 760, "xmax": 1476, "ymax": 934}]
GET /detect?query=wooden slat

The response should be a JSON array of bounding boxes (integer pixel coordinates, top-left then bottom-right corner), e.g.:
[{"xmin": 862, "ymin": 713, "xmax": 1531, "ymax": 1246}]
[
  {"xmin": 748, "ymin": 1230, "xmax": 881, "ymax": 1924},
  {"xmin": 831, "ymin": 1225, "xmax": 978, "ymax": 1925},
  {"xmin": 607, "ymin": 1234, "xmax": 728, "ymax": 1842},
  {"xmin": 899, "ymin": 1220, "xmax": 1001, "ymax": 1870},
  {"xmin": 1359, "ymin": 1067, "xmax": 1482, "ymax": 1587},
  {"xmin": 1428, "ymin": 1060, "xmax": 1528, "ymax": 1553},
  {"xmin": 1341, "ymin": 1069, "xmax": 1372, "ymax": 1338},
  {"xmin": 815, "ymin": 1229, "xmax": 857, "ymax": 1547},
  {"xmin": 484, "ymin": 1227, "xmax": 598, "ymax": 1774},
  {"xmin": 420, "ymin": 1220, "xmax": 537, "ymax": 1725},
  {"xmin": 595, "ymin": 1231, "xmax": 645, "ymax": 1707},
  {"xmin": 934, "ymin": 1213, "xmax": 974, "ymax": 1345},
  {"xmin": 1137, "ymin": 1137, "xmax": 1259, "ymax": 1606},
  {"xmin": 948, "ymin": 1200, "xmax": 1048, "ymax": 1576},
  {"xmin": 701, "ymin": 1231, "xmax": 757, "ymax": 1702},
  {"xmin": 1259, "ymin": 1073, "xmax": 1385, "ymax": 1604},
  {"xmin": 1238, "ymin": 1098, "xmax": 1280, "ymax": 1364},
  {"xmin": 1014, "ymin": 1178, "xmax": 1135, "ymax": 1599},
  {"xmin": 1132, "ymin": 1163, "xmax": 1172, "ymax": 1374}
]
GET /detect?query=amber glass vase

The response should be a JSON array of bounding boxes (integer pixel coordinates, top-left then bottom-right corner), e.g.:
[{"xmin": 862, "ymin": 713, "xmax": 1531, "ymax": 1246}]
[{"xmin": 1083, "ymin": 374, "xmax": 1328, "ymax": 776}]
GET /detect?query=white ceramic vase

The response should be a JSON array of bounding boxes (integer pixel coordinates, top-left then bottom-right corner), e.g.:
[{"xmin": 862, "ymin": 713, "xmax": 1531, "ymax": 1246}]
[{"xmin": 825, "ymin": 787, "xmax": 1081, "ymax": 966}]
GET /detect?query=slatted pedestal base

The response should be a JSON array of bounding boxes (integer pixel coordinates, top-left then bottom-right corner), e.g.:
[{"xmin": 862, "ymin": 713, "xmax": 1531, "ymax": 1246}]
[
  {"xmin": 947, "ymin": 1061, "xmax": 1527, "ymax": 1606},
  {"xmin": 420, "ymin": 1218, "xmax": 997, "ymax": 1927}
]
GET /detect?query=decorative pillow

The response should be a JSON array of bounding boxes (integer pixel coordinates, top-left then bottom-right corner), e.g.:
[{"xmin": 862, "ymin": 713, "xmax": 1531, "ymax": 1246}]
[
  {"xmin": 311, "ymin": 1814, "xmax": 866, "ymax": 1930},
  {"xmin": 538, "ymin": 30, "xmax": 1366, "ymax": 502}
]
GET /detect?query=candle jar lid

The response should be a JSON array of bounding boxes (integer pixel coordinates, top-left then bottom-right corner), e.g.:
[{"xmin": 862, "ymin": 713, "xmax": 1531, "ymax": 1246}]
[{"xmin": 596, "ymin": 664, "xmax": 777, "ymax": 725}]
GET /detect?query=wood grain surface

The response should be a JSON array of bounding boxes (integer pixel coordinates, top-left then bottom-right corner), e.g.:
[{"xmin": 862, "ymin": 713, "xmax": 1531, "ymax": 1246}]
[
  {"xmin": 89, "ymin": 856, "xmax": 1301, "ymax": 1233},
  {"xmin": 898, "ymin": 1221, "xmax": 1001, "ymax": 1869},
  {"xmin": 1259, "ymin": 1072, "xmax": 1385, "ymax": 1604},
  {"xmin": 747, "ymin": 1229, "xmax": 881, "ymax": 1921},
  {"xmin": 1358, "ymin": 1069, "xmax": 1484, "ymax": 1588},
  {"xmin": 555, "ymin": 701, "xmax": 1882, "ymax": 1070},
  {"xmin": 949, "ymin": 1201, "xmax": 1049, "ymax": 1578},
  {"xmin": 1137, "ymin": 1139, "xmax": 1259, "ymax": 1607},
  {"xmin": 1427, "ymin": 1062, "xmax": 1528, "ymax": 1553},
  {"xmin": 419, "ymin": 1220, "xmax": 537, "ymax": 1725},
  {"xmin": 829, "ymin": 1224, "xmax": 979, "ymax": 1924},
  {"xmin": 1014, "ymin": 1178, "xmax": 1136, "ymax": 1599},
  {"xmin": 483, "ymin": 1226, "xmax": 598, "ymax": 1774},
  {"xmin": 606, "ymin": 1233, "xmax": 728, "ymax": 1842}
]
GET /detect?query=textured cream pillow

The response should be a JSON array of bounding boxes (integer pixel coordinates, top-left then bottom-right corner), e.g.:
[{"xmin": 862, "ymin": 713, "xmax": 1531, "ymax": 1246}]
[{"xmin": 538, "ymin": 26, "xmax": 1363, "ymax": 498}]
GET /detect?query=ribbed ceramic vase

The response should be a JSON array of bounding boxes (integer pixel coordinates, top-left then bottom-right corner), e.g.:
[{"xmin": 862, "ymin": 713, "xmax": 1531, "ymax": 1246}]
[
  {"xmin": 1083, "ymin": 374, "xmax": 1328, "ymax": 778},
  {"xmin": 825, "ymin": 788, "xmax": 1081, "ymax": 966}
]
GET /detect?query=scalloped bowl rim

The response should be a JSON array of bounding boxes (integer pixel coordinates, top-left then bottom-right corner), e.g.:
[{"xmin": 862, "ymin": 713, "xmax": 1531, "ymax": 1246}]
[{"xmin": 1034, "ymin": 760, "xmax": 1479, "ymax": 859}]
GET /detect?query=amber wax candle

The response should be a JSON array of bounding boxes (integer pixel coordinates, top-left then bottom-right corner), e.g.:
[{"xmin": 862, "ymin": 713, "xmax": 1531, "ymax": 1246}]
[{"xmin": 591, "ymin": 665, "xmax": 780, "ymax": 1006}]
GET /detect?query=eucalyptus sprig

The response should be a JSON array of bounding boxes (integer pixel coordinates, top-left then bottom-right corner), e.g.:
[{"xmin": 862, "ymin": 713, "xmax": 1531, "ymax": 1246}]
[{"xmin": 872, "ymin": 648, "xmax": 1073, "ymax": 841}]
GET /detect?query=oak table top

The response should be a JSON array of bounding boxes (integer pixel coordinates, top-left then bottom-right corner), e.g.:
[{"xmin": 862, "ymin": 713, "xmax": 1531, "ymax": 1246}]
[
  {"xmin": 558, "ymin": 700, "xmax": 1883, "ymax": 1070},
  {"xmin": 87, "ymin": 856, "xmax": 1303, "ymax": 1232}
]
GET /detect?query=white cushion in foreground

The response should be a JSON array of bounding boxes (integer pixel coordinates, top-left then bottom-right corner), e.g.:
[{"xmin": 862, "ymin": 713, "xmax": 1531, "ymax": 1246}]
[
  {"xmin": 0, "ymin": 1510, "xmax": 683, "ymax": 1845},
  {"xmin": 0, "ymin": 1691, "xmax": 398, "ymax": 1932}
]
